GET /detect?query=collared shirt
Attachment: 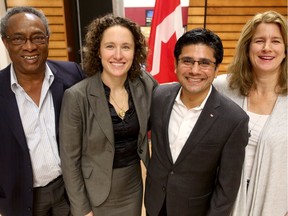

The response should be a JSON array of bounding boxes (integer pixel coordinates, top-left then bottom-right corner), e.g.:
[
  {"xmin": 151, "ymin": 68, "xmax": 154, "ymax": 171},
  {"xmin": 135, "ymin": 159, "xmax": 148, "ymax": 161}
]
[
  {"xmin": 11, "ymin": 63, "xmax": 61, "ymax": 187},
  {"xmin": 168, "ymin": 86, "xmax": 212, "ymax": 163}
]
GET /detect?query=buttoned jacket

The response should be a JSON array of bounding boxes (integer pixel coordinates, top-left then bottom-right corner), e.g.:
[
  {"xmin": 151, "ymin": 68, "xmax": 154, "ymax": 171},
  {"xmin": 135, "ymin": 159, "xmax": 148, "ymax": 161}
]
[{"xmin": 144, "ymin": 83, "xmax": 249, "ymax": 216}]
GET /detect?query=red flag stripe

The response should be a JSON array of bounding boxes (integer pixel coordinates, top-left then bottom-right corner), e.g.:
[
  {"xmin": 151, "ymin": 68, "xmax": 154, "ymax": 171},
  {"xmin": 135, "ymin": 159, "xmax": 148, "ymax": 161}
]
[{"xmin": 147, "ymin": 0, "xmax": 183, "ymax": 83}]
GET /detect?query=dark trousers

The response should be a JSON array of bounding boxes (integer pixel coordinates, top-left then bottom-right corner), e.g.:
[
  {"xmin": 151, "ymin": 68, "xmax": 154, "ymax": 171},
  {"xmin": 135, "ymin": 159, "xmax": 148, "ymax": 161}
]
[{"xmin": 33, "ymin": 176, "xmax": 71, "ymax": 216}]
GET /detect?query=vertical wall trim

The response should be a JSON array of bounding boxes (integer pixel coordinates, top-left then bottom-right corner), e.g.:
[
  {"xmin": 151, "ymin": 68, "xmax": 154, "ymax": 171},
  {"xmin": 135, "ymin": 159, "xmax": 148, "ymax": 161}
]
[
  {"xmin": 203, "ymin": 0, "xmax": 207, "ymax": 28},
  {"xmin": 112, "ymin": 0, "xmax": 125, "ymax": 17},
  {"xmin": 75, "ymin": 0, "xmax": 83, "ymax": 65}
]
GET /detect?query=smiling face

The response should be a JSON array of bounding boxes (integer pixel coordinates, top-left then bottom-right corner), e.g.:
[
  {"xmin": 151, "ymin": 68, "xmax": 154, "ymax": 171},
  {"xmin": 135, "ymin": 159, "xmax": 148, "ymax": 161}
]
[
  {"xmin": 2, "ymin": 12, "xmax": 49, "ymax": 76},
  {"xmin": 176, "ymin": 43, "xmax": 218, "ymax": 103},
  {"xmin": 99, "ymin": 25, "xmax": 135, "ymax": 80},
  {"xmin": 249, "ymin": 23, "xmax": 286, "ymax": 76}
]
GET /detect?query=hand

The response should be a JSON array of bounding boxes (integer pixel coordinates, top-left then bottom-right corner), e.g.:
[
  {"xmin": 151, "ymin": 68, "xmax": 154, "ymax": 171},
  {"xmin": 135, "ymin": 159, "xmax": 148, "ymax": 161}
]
[{"xmin": 85, "ymin": 211, "xmax": 94, "ymax": 216}]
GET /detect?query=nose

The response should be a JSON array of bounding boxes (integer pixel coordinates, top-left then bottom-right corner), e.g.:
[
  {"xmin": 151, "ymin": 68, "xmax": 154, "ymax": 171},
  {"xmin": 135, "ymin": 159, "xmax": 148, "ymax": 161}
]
[
  {"xmin": 190, "ymin": 62, "xmax": 201, "ymax": 73},
  {"xmin": 262, "ymin": 41, "xmax": 272, "ymax": 51},
  {"xmin": 22, "ymin": 39, "xmax": 37, "ymax": 51},
  {"xmin": 114, "ymin": 47, "xmax": 122, "ymax": 59}
]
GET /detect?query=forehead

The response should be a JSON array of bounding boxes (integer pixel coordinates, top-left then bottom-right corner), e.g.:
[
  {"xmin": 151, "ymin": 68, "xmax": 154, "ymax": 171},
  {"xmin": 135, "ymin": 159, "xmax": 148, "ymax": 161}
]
[
  {"xmin": 253, "ymin": 23, "xmax": 283, "ymax": 39},
  {"xmin": 101, "ymin": 25, "xmax": 134, "ymax": 44},
  {"xmin": 180, "ymin": 43, "xmax": 215, "ymax": 59},
  {"xmin": 6, "ymin": 12, "xmax": 46, "ymax": 35}
]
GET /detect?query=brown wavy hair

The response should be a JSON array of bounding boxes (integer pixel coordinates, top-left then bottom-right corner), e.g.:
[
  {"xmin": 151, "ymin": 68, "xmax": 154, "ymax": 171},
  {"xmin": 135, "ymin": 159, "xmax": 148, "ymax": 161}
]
[
  {"xmin": 227, "ymin": 11, "xmax": 287, "ymax": 96},
  {"xmin": 82, "ymin": 14, "xmax": 147, "ymax": 80}
]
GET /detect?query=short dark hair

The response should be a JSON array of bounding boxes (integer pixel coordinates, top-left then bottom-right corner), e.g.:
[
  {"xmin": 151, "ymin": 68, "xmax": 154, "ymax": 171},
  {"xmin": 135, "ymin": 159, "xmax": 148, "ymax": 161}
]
[
  {"xmin": 0, "ymin": 6, "xmax": 50, "ymax": 37},
  {"xmin": 174, "ymin": 28, "xmax": 223, "ymax": 67}
]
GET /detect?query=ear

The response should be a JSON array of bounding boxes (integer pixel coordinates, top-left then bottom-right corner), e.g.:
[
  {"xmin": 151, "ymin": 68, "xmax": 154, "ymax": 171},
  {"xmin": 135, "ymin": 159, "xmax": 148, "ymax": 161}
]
[
  {"xmin": 214, "ymin": 65, "xmax": 219, "ymax": 78},
  {"xmin": 2, "ymin": 37, "xmax": 8, "ymax": 48},
  {"xmin": 174, "ymin": 58, "xmax": 177, "ymax": 68}
]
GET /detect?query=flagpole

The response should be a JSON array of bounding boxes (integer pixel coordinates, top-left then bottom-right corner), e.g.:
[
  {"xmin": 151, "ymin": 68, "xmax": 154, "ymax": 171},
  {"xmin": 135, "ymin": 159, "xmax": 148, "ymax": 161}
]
[{"xmin": 203, "ymin": 0, "xmax": 207, "ymax": 29}]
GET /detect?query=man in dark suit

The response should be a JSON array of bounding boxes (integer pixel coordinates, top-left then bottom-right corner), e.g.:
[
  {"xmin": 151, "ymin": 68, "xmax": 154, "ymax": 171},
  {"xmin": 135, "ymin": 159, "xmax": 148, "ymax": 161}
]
[
  {"xmin": 144, "ymin": 28, "xmax": 249, "ymax": 216},
  {"xmin": 0, "ymin": 7, "xmax": 84, "ymax": 216}
]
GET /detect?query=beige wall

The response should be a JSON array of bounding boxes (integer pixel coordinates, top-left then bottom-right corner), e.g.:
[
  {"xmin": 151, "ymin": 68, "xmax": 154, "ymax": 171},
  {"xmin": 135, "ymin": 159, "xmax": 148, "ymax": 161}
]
[{"xmin": 0, "ymin": 0, "xmax": 10, "ymax": 69}]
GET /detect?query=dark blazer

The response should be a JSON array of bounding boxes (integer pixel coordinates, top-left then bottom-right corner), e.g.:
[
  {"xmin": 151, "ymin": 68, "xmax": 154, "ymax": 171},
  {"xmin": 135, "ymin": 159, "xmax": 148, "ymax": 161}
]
[
  {"xmin": 0, "ymin": 60, "xmax": 85, "ymax": 216},
  {"xmin": 59, "ymin": 71, "xmax": 158, "ymax": 216},
  {"xmin": 144, "ymin": 83, "xmax": 249, "ymax": 216}
]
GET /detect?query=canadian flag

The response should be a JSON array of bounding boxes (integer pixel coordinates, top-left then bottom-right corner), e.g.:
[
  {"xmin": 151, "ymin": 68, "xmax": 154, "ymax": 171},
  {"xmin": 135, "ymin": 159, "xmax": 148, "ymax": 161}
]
[{"xmin": 146, "ymin": 0, "xmax": 184, "ymax": 83}]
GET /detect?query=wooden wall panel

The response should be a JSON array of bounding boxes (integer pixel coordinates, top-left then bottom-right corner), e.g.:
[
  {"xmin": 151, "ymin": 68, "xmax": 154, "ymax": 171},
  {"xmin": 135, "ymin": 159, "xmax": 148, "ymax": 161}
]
[
  {"xmin": 6, "ymin": 0, "xmax": 68, "ymax": 60},
  {"xmin": 7, "ymin": 0, "xmax": 63, "ymax": 7},
  {"xmin": 206, "ymin": 0, "xmax": 286, "ymax": 7},
  {"xmin": 207, "ymin": 7, "xmax": 287, "ymax": 15},
  {"xmin": 188, "ymin": 0, "xmax": 287, "ymax": 74}
]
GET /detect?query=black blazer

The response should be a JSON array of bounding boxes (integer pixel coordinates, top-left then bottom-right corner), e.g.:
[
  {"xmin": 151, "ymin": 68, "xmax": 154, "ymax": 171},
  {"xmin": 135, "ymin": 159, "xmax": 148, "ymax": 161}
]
[
  {"xmin": 0, "ymin": 60, "xmax": 85, "ymax": 216},
  {"xmin": 144, "ymin": 83, "xmax": 249, "ymax": 216}
]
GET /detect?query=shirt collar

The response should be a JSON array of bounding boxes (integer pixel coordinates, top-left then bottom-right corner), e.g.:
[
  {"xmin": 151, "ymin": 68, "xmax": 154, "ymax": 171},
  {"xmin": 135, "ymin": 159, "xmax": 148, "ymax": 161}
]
[
  {"xmin": 10, "ymin": 63, "xmax": 54, "ymax": 92},
  {"xmin": 175, "ymin": 85, "xmax": 212, "ymax": 111}
]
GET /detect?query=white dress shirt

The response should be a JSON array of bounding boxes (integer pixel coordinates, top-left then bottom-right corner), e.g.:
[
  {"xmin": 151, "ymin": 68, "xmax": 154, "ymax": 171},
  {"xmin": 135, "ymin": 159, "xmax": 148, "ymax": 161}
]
[
  {"xmin": 11, "ymin": 63, "xmax": 61, "ymax": 187},
  {"xmin": 168, "ymin": 86, "xmax": 212, "ymax": 163}
]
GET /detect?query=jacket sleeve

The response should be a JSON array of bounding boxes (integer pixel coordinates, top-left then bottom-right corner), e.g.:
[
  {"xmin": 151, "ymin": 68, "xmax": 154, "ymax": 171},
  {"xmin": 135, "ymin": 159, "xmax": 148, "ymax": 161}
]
[
  {"xmin": 207, "ymin": 115, "xmax": 249, "ymax": 216},
  {"xmin": 59, "ymin": 88, "xmax": 92, "ymax": 216}
]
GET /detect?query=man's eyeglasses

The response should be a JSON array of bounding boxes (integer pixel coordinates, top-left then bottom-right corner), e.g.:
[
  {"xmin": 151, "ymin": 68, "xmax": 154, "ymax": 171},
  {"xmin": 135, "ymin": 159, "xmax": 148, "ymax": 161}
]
[
  {"xmin": 5, "ymin": 34, "xmax": 48, "ymax": 45},
  {"xmin": 178, "ymin": 57, "xmax": 216, "ymax": 70}
]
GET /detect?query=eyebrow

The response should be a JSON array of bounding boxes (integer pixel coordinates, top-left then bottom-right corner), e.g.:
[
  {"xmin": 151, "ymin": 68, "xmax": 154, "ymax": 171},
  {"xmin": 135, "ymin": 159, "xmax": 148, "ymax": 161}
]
[
  {"xmin": 102, "ymin": 42, "xmax": 134, "ymax": 46},
  {"xmin": 252, "ymin": 36, "xmax": 283, "ymax": 40},
  {"xmin": 181, "ymin": 56, "xmax": 213, "ymax": 61},
  {"xmin": 8, "ymin": 31, "xmax": 46, "ymax": 36}
]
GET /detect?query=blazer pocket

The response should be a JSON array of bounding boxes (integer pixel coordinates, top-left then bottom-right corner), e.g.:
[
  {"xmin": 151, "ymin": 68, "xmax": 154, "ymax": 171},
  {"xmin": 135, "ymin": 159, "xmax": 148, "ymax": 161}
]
[
  {"xmin": 198, "ymin": 141, "xmax": 221, "ymax": 147},
  {"xmin": 188, "ymin": 191, "xmax": 212, "ymax": 207},
  {"xmin": 82, "ymin": 166, "xmax": 93, "ymax": 179}
]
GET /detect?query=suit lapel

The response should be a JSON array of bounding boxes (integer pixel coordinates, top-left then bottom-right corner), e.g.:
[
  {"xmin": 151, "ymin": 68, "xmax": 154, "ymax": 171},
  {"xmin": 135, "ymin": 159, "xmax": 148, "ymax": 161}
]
[
  {"xmin": 48, "ymin": 62, "xmax": 64, "ymax": 138},
  {"xmin": 163, "ymin": 84, "xmax": 181, "ymax": 164},
  {"xmin": 174, "ymin": 87, "xmax": 220, "ymax": 165},
  {"xmin": 87, "ymin": 73, "xmax": 114, "ymax": 145},
  {"xmin": 0, "ymin": 66, "xmax": 29, "ymax": 154},
  {"xmin": 129, "ymin": 78, "xmax": 147, "ymax": 147}
]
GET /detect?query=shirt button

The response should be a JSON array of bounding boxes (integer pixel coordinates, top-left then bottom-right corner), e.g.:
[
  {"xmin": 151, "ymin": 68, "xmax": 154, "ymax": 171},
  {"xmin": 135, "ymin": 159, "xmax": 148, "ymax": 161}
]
[
  {"xmin": 162, "ymin": 186, "xmax": 166, "ymax": 192},
  {"xmin": 170, "ymin": 171, "xmax": 174, "ymax": 175}
]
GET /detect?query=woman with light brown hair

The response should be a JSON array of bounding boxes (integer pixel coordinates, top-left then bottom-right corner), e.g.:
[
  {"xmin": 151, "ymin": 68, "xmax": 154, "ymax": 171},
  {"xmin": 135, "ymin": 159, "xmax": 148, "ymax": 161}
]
[{"xmin": 214, "ymin": 10, "xmax": 287, "ymax": 216}]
